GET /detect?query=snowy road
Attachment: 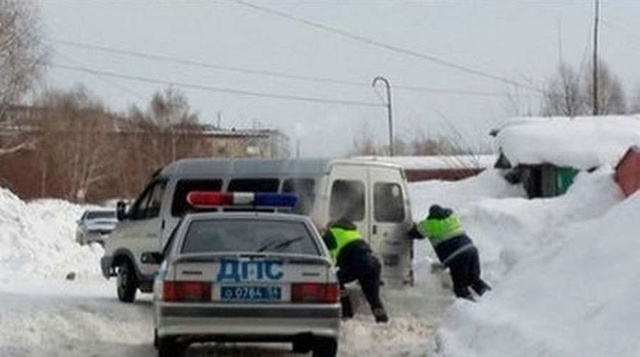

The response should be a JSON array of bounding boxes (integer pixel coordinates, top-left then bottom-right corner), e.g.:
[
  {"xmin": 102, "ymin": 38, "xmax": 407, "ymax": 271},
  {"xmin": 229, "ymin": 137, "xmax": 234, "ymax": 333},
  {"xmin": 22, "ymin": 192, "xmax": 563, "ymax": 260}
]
[
  {"xmin": 0, "ymin": 249, "xmax": 451, "ymax": 357},
  {"xmin": 0, "ymin": 189, "xmax": 452, "ymax": 356},
  {"xmin": 0, "ymin": 250, "xmax": 450, "ymax": 357}
]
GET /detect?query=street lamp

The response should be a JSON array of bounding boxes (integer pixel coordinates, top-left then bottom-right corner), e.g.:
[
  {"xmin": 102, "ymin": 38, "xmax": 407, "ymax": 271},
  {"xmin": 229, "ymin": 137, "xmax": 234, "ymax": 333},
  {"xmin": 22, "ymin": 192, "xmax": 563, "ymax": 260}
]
[{"xmin": 372, "ymin": 76, "xmax": 394, "ymax": 156}]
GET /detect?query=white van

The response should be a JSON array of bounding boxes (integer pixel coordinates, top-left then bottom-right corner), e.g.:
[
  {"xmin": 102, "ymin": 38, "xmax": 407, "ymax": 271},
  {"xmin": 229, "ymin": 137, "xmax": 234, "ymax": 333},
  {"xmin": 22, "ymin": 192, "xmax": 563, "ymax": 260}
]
[{"xmin": 101, "ymin": 158, "xmax": 414, "ymax": 302}]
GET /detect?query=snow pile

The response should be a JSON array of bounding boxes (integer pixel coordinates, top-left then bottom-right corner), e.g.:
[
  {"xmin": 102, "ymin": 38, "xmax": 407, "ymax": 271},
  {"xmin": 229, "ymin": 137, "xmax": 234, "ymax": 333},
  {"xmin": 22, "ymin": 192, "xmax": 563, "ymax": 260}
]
[
  {"xmin": 0, "ymin": 188, "xmax": 104, "ymax": 282},
  {"xmin": 408, "ymin": 169, "xmax": 526, "ymax": 219},
  {"xmin": 434, "ymin": 167, "xmax": 640, "ymax": 357},
  {"xmin": 495, "ymin": 115, "xmax": 640, "ymax": 169},
  {"xmin": 461, "ymin": 167, "xmax": 623, "ymax": 282}
]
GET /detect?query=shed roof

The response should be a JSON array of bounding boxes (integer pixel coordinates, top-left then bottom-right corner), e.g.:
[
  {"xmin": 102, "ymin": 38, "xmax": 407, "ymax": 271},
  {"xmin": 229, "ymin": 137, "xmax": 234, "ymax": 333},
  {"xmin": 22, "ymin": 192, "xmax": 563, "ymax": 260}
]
[{"xmin": 493, "ymin": 115, "xmax": 640, "ymax": 170}]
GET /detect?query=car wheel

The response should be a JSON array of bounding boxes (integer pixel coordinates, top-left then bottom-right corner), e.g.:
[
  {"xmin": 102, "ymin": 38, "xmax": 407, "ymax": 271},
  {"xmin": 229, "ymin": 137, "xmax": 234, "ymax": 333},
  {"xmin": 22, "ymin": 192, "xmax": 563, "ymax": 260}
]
[
  {"xmin": 312, "ymin": 337, "xmax": 338, "ymax": 357},
  {"xmin": 157, "ymin": 338, "xmax": 186, "ymax": 357},
  {"xmin": 116, "ymin": 260, "xmax": 137, "ymax": 303},
  {"xmin": 292, "ymin": 340, "xmax": 312, "ymax": 354}
]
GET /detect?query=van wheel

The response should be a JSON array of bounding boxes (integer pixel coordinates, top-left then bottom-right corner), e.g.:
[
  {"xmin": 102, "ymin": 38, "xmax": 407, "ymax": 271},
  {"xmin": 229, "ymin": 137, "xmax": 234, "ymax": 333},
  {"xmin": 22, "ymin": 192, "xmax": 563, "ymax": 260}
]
[
  {"xmin": 312, "ymin": 337, "xmax": 338, "ymax": 357},
  {"xmin": 116, "ymin": 260, "xmax": 137, "ymax": 303}
]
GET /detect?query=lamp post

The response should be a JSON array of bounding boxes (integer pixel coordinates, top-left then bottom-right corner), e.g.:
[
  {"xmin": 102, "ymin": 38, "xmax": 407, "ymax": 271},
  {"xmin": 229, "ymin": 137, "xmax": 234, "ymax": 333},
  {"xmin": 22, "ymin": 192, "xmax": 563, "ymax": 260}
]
[{"xmin": 372, "ymin": 76, "xmax": 394, "ymax": 156}]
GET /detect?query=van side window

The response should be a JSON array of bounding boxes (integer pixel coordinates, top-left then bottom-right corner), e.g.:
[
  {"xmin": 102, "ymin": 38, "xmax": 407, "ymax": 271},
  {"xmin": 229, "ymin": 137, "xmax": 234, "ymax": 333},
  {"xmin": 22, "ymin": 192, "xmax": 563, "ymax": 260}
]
[
  {"xmin": 129, "ymin": 180, "xmax": 166, "ymax": 220},
  {"xmin": 172, "ymin": 179, "xmax": 223, "ymax": 217},
  {"xmin": 330, "ymin": 180, "xmax": 365, "ymax": 222},
  {"xmin": 228, "ymin": 178, "xmax": 279, "ymax": 192},
  {"xmin": 374, "ymin": 182, "xmax": 405, "ymax": 223},
  {"xmin": 282, "ymin": 178, "xmax": 315, "ymax": 214}
]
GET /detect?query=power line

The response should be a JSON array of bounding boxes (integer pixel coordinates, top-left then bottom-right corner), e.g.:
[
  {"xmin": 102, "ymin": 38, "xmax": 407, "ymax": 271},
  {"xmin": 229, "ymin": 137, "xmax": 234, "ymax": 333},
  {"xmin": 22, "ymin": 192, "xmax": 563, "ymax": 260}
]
[
  {"xmin": 52, "ymin": 38, "xmax": 526, "ymax": 98},
  {"xmin": 52, "ymin": 49, "xmax": 147, "ymax": 101},
  {"xmin": 228, "ymin": 0, "xmax": 546, "ymax": 94},
  {"xmin": 46, "ymin": 62, "xmax": 385, "ymax": 107},
  {"xmin": 52, "ymin": 38, "xmax": 364, "ymax": 88}
]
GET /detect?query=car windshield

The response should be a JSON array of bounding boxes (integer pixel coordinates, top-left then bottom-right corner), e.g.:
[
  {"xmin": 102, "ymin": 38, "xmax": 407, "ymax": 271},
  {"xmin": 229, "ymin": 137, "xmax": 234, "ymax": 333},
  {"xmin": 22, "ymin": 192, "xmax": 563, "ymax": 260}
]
[
  {"xmin": 181, "ymin": 219, "xmax": 320, "ymax": 256},
  {"xmin": 86, "ymin": 211, "xmax": 116, "ymax": 220}
]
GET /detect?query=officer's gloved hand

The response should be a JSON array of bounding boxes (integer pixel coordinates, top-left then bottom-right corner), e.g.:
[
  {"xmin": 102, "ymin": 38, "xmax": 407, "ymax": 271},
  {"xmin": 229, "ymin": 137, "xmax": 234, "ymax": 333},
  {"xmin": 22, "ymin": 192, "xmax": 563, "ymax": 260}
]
[
  {"xmin": 406, "ymin": 224, "xmax": 424, "ymax": 240},
  {"xmin": 430, "ymin": 262, "xmax": 446, "ymax": 273}
]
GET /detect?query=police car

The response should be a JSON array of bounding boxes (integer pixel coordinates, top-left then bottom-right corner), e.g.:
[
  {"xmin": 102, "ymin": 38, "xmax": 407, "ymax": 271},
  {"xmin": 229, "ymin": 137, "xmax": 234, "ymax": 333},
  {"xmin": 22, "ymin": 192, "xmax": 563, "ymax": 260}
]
[{"xmin": 141, "ymin": 191, "xmax": 341, "ymax": 357}]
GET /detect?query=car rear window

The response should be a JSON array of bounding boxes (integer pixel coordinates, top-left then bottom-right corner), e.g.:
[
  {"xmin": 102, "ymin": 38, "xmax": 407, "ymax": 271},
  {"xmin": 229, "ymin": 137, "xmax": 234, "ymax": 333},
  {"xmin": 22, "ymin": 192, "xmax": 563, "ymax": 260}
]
[
  {"xmin": 86, "ymin": 211, "xmax": 116, "ymax": 220},
  {"xmin": 181, "ymin": 219, "xmax": 320, "ymax": 255}
]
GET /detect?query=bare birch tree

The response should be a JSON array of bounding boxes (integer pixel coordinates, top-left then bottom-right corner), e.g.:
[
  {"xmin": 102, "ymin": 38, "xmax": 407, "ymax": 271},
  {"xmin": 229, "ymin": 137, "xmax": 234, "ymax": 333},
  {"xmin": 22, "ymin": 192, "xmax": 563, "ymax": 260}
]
[
  {"xmin": 126, "ymin": 87, "xmax": 203, "ymax": 179},
  {"xmin": 584, "ymin": 60, "xmax": 626, "ymax": 115},
  {"xmin": 542, "ymin": 60, "xmax": 627, "ymax": 116},
  {"xmin": 35, "ymin": 88, "xmax": 115, "ymax": 201},
  {"xmin": 542, "ymin": 62, "xmax": 586, "ymax": 117},
  {"xmin": 631, "ymin": 85, "xmax": 640, "ymax": 114},
  {"xmin": 0, "ymin": 0, "xmax": 46, "ymax": 155}
]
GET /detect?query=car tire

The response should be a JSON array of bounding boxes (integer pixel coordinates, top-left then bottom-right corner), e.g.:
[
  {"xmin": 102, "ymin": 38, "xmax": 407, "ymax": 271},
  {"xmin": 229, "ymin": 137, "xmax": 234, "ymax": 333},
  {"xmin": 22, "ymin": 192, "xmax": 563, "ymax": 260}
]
[
  {"xmin": 116, "ymin": 260, "xmax": 137, "ymax": 303},
  {"xmin": 312, "ymin": 337, "xmax": 338, "ymax": 357},
  {"xmin": 157, "ymin": 338, "xmax": 186, "ymax": 357},
  {"xmin": 292, "ymin": 340, "xmax": 312, "ymax": 354}
]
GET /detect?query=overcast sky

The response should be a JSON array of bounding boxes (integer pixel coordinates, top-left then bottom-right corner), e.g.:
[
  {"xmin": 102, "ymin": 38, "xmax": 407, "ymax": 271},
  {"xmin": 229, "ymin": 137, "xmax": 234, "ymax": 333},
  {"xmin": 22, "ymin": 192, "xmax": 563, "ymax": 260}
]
[{"xmin": 37, "ymin": 0, "xmax": 640, "ymax": 158}]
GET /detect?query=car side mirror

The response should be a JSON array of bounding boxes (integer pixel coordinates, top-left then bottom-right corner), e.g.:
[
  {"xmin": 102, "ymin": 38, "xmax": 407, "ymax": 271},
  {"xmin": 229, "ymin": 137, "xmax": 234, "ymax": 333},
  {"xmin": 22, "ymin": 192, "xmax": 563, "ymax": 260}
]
[
  {"xmin": 140, "ymin": 252, "xmax": 163, "ymax": 265},
  {"xmin": 116, "ymin": 200, "xmax": 128, "ymax": 221}
]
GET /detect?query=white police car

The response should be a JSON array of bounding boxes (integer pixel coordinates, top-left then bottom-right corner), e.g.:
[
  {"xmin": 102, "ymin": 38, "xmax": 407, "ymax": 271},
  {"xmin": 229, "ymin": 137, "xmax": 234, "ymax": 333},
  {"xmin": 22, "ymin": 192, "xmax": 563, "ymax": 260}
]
[{"xmin": 141, "ymin": 191, "xmax": 341, "ymax": 357}]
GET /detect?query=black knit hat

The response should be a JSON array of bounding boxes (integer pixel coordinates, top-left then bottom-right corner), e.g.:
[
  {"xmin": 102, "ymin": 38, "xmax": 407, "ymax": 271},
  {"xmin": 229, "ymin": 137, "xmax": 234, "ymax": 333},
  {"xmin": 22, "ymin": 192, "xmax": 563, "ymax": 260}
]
[{"xmin": 428, "ymin": 204, "xmax": 452, "ymax": 219}]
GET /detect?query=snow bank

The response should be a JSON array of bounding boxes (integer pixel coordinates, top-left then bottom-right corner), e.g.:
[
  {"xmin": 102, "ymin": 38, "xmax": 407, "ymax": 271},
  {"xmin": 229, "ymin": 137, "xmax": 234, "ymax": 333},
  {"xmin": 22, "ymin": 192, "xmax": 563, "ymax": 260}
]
[
  {"xmin": 0, "ymin": 188, "xmax": 104, "ymax": 282},
  {"xmin": 435, "ymin": 168, "xmax": 638, "ymax": 357},
  {"xmin": 408, "ymin": 169, "xmax": 526, "ymax": 220}
]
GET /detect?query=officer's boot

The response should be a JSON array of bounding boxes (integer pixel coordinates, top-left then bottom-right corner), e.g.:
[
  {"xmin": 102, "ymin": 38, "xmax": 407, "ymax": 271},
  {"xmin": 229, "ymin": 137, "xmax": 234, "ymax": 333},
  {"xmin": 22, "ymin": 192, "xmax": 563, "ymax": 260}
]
[
  {"xmin": 373, "ymin": 307, "xmax": 388, "ymax": 323},
  {"xmin": 340, "ymin": 291, "xmax": 354, "ymax": 319},
  {"xmin": 471, "ymin": 279, "xmax": 492, "ymax": 296}
]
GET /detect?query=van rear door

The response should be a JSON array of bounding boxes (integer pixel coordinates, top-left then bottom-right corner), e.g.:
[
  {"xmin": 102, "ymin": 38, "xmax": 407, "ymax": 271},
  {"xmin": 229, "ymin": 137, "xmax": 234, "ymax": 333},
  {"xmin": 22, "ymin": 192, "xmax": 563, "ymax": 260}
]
[
  {"xmin": 326, "ymin": 164, "xmax": 369, "ymax": 245},
  {"xmin": 368, "ymin": 166, "xmax": 413, "ymax": 287}
]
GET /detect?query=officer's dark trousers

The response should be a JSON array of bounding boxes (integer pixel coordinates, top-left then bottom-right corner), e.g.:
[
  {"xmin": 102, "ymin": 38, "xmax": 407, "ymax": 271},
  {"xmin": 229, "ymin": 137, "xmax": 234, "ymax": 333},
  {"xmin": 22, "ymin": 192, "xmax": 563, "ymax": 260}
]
[
  {"xmin": 337, "ymin": 253, "xmax": 385, "ymax": 315},
  {"xmin": 447, "ymin": 246, "xmax": 490, "ymax": 299}
]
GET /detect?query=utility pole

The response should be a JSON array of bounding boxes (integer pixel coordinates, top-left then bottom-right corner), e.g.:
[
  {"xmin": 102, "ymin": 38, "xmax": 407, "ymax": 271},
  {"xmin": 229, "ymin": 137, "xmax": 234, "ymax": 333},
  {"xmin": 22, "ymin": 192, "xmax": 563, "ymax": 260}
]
[
  {"xmin": 593, "ymin": 0, "xmax": 600, "ymax": 115},
  {"xmin": 372, "ymin": 76, "xmax": 394, "ymax": 156}
]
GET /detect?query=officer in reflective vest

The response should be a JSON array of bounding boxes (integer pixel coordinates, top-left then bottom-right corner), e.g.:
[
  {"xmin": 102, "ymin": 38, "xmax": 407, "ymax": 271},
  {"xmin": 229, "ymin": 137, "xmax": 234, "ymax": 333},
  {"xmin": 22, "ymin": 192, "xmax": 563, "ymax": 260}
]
[
  {"xmin": 409, "ymin": 204, "xmax": 491, "ymax": 300},
  {"xmin": 323, "ymin": 218, "xmax": 388, "ymax": 323}
]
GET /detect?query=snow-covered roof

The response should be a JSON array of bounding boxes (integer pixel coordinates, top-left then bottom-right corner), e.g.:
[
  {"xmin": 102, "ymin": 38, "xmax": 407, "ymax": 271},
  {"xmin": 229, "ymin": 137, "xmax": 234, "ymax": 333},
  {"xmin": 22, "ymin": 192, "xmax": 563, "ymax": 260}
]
[
  {"xmin": 494, "ymin": 115, "xmax": 640, "ymax": 170},
  {"xmin": 354, "ymin": 155, "xmax": 496, "ymax": 170}
]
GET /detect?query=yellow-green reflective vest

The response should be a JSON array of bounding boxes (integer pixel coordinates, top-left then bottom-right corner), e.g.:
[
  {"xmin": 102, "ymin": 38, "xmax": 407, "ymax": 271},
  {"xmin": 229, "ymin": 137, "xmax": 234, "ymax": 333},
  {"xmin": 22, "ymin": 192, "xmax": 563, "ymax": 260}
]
[
  {"xmin": 417, "ymin": 215, "xmax": 464, "ymax": 247},
  {"xmin": 328, "ymin": 227, "xmax": 362, "ymax": 264}
]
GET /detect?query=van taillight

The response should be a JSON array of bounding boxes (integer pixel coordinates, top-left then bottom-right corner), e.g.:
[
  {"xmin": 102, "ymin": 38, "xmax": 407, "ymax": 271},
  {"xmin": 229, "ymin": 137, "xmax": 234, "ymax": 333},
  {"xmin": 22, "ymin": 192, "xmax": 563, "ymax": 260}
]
[
  {"xmin": 291, "ymin": 283, "xmax": 339, "ymax": 304},
  {"xmin": 163, "ymin": 281, "xmax": 211, "ymax": 302}
]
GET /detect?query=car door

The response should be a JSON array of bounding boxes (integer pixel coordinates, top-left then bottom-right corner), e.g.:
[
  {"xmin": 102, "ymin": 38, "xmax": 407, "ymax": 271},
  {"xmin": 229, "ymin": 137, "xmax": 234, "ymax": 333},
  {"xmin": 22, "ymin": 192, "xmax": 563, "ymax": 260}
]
[
  {"xmin": 368, "ymin": 166, "xmax": 414, "ymax": 287},
  {"xmin": 118, "ymin": 179, "xmax": 167, "ymax": 277}
]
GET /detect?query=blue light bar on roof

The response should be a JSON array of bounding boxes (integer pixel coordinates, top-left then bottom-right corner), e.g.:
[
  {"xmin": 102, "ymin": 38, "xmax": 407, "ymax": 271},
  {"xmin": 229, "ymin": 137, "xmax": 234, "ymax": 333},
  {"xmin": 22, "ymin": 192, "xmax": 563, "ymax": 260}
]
[{"xmin": 254, "ymin": 193, "xmax": 298, "ymax": 207}]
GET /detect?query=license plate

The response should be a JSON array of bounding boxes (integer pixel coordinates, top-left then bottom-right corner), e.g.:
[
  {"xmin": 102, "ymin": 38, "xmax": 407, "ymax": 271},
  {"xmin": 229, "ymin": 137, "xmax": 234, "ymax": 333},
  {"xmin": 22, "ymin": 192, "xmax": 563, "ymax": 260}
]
[{"xmin": 220, "ymin": 286, "xmax": 282, "ymax": 301}]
